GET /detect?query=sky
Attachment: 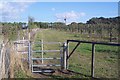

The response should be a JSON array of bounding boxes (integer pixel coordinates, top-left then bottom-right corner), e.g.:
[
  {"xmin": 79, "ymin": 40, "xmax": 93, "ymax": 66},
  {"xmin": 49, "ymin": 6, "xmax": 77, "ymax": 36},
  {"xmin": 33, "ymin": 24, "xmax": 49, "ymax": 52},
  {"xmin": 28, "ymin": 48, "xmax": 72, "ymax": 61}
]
[{"xmin": 0, "ymin": 0, "xmax": 119, "ymax": 24}]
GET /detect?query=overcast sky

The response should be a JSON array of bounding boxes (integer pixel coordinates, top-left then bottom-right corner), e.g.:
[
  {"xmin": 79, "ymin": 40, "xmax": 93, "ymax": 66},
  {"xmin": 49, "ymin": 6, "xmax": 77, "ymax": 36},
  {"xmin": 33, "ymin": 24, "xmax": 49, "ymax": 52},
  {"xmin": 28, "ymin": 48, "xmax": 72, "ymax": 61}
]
[{"xmin": 0, "ymin": 0, "xmax": 119, "ymax": 24}]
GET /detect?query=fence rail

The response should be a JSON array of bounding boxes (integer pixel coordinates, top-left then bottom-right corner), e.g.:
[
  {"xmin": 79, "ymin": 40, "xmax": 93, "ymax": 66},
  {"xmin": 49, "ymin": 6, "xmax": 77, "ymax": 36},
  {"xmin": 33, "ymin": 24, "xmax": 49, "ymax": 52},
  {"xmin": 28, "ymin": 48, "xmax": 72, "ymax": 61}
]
[
  {"xmin": 67, "ymin": 40, "xmax": 120, "ymax": 46},
  {"xmin": 32, "ymin": 42, "xmax": 62, "ymax": 44},
  {"xmin": 32, "ymin": 50, "xmax": 60, "ymax": 53},
  {"xmin": 32, "ymin": 58, "xmax": 61, "ymax": 60},
  {"xmin": 32, "ymin": 64, "xmax": 61, "ymax": 67}
]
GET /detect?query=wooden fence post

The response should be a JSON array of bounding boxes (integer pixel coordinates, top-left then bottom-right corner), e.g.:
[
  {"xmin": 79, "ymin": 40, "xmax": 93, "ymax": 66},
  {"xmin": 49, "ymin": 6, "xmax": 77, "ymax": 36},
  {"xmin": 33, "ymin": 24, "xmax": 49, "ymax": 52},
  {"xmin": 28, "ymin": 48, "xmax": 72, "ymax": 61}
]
[{"xmin": 91, "ymin": 43, "xmax": 95, "ymax": 77}]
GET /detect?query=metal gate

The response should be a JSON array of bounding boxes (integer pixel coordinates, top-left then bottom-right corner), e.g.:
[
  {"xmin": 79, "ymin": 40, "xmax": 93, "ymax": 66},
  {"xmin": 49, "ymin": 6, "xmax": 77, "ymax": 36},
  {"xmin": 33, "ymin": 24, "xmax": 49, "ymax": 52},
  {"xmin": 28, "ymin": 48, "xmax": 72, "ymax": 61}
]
[
  {"xmin": 14, "ymin": 40, "xmax": 66, "ymax": 73},
  {"xmin": 29, "ymin": 40, "xmax": 63, "ymax": 73}
]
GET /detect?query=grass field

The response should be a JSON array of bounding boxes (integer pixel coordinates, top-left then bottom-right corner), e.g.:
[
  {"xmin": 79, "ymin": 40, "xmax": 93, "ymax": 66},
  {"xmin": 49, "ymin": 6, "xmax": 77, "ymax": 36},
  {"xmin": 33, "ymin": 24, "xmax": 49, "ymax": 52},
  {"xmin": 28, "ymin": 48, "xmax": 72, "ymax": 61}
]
[{"xmin": 31, "ymin": 29, "xmax": 118, "ymax": 78}]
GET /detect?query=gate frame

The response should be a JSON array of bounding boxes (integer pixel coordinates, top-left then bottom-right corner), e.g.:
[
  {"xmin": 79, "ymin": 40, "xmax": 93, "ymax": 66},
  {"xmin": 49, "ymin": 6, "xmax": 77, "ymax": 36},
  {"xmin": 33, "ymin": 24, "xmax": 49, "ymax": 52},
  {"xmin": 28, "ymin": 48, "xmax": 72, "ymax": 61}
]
[
  {"xmin": 29, "ymin": 40, "xmax": 64, "ymax": 73},
  {"xmin": 66, "ymin": 40, "xmax": 120, "ymax": 77}
]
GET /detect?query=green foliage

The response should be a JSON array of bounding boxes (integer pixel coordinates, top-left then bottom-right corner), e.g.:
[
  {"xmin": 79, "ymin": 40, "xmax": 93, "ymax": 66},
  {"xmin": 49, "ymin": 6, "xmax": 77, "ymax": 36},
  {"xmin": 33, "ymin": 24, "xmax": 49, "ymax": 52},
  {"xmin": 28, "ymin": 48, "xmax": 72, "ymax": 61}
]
[
  {"xmin": 2, "ymin": 23, "xmax": 21, "ymax": 41},
  {"xmin": 15, "ymin": 69, "xmax": 28, "ymax": 78}
]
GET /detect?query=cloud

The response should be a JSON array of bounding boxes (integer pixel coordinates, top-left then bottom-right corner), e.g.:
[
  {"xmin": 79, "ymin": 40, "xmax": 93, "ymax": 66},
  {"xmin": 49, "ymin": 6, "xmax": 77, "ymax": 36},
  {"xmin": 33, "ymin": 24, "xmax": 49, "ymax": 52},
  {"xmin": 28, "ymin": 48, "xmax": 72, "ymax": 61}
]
[
  {"xmin": 79, "ymin": 12, "xmax": 86, "ymax": 16},
  {"xmin": 51, "ymin": 8, "xmax": 56, "ymax": 11},
  {"xmin": 55, "ymin": 11, "xmax": 86, "ymax": 23},
  {"xmin": 0, "ymin": 1, "xmax": 37, "ymax": 21},
  {"xmin": 56, "ymin": 11, "xmax": 85, "ymax": 19}
]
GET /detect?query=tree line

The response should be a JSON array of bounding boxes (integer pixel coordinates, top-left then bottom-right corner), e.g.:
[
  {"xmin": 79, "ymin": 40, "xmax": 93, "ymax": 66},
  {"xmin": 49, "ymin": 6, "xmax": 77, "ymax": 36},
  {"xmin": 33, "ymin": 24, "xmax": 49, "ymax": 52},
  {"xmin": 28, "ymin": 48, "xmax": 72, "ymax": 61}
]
[
  {"xmin": 33, "ymin": 17, "xmax": 119, "ymax": 42},
  {"xmin": 0, "ymin": 16, "xmax": 119, "ymax": 42}
]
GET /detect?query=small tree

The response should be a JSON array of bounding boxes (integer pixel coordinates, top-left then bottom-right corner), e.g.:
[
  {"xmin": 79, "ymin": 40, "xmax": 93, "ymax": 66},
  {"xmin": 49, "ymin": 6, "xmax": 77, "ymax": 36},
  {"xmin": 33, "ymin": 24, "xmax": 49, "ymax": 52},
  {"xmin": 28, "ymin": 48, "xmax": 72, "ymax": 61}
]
[{"xmin": 28, "ymin": 16, "xmax": 34, "ymax": 41}]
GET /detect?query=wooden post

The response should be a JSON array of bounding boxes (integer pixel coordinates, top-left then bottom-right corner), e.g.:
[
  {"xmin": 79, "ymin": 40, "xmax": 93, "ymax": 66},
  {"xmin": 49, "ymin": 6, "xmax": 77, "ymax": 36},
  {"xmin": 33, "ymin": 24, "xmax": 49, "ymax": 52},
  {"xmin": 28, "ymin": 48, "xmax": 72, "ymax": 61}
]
[
  {"xmin": 91, "ymin": 43, "xmax": 95, "ymax": 77},
  {"xmin": 41, "ymin": 39, "xmax": 44, "ymax": 64}
]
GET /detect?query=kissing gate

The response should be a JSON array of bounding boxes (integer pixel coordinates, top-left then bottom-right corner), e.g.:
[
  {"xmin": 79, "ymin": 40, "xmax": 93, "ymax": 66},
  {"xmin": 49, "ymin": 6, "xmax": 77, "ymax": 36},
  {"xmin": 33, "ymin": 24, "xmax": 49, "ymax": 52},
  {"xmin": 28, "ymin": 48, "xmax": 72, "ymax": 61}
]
[{"xmin": 14, "ymin": 40, "xmax": 68, "ymax": 73}]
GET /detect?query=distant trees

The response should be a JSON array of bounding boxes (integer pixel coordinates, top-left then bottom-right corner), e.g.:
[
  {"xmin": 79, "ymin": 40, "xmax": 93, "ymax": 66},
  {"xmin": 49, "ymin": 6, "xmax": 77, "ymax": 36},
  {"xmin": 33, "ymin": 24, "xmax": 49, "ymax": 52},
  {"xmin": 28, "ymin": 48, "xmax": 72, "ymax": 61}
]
[
  {"xmin": 89, "ymin": 17, "xmax": 119, "ymax": 42},
  {"xmin": 1, "ymin": 16, "xmax": 119, "ymax": 42},
  {"xmin": 2, "ymin": 22, "xmax": 22, "ymax": 41},
  {"xmin": 50, "ymin": 17, "xmax": 119, "ymax": 42}
]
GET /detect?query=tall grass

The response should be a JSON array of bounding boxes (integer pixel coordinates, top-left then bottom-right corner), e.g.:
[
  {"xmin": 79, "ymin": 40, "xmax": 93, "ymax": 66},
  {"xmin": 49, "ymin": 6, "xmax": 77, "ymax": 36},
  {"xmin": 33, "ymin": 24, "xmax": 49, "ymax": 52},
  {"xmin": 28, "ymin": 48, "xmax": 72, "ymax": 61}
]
[
  {"xmin": 9, "ymin": 43, "xmax": 33, "ymax": 78},
  {"xmin": 9, "ymin": 45, "xmax": 24, "ymax": 78}
]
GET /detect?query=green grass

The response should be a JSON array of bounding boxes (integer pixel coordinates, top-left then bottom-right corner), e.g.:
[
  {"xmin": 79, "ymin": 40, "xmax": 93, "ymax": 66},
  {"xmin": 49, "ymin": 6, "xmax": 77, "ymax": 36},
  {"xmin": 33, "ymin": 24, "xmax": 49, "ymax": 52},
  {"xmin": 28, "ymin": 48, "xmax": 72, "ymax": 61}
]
[
  {"xmin": 15, "ymin": 69, "xmax": 29, "ymax": 78},
  {"xmin": 68, "ymin": 43, "xmax": 118, "ymax": 78},
  {"xmin": 31, "ymin": 29, "xmax": 118, "ymax": 78}
]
